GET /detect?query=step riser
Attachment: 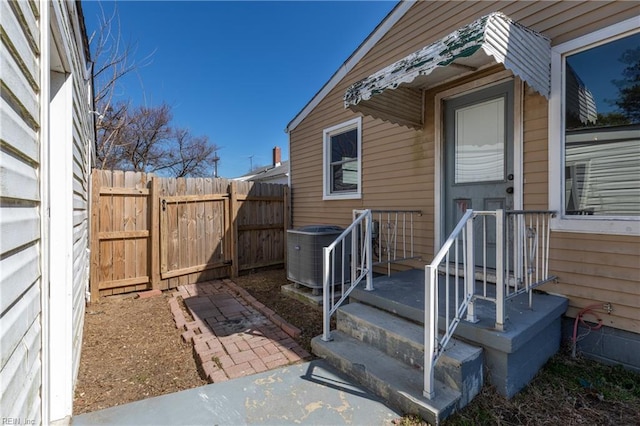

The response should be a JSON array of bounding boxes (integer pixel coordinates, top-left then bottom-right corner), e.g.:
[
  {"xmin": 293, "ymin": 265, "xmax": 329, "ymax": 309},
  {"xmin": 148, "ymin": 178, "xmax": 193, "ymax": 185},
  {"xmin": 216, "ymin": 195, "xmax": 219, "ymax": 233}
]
[
  {"xmin": 312, "ymin": 333, "xmax": 458, "ymax": 426},
  {"xmin": 338, "ymin": 309, "xmax": 424, "ymax": 369},
  {"xmin": 337, "ymin": 303, "xmax": 483, "ymax": 401}
]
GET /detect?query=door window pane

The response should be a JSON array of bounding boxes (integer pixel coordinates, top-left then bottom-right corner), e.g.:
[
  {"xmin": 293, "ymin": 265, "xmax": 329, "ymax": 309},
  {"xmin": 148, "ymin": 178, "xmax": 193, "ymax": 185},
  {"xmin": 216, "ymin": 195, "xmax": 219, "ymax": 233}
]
[{"xmin": 455, "ymin": 98, "xmax": 505, "ymax": 183}]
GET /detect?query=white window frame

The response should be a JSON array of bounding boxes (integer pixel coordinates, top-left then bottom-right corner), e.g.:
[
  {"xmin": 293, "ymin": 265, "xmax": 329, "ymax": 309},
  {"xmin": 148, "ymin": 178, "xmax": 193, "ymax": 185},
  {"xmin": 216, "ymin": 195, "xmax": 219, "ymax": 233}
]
[
  {"xmin": 549, "ymin": 16, "xmax": 640, "ymax": 236},
  {"xmin": 323, "ymin": 117, "xmax": 362, "ymax": 200}
]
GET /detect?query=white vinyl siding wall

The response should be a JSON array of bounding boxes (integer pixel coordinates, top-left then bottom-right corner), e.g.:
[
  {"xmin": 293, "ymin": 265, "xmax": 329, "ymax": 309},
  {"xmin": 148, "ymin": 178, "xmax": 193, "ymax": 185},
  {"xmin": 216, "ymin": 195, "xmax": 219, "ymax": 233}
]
[
  {"xmin": 68, "ymin": 2, "xmax": 92, "ymax": 387},
  {"xmin": 48, "ymin": 0, "xmax": 93, "ymax": 420},
  {"xmin": 0, "ymin": 0, "xmax": 43, "ymax": 422},
  {"xmin": 1, "ymin": 0, "xmax": 93, "ymax": 422}
]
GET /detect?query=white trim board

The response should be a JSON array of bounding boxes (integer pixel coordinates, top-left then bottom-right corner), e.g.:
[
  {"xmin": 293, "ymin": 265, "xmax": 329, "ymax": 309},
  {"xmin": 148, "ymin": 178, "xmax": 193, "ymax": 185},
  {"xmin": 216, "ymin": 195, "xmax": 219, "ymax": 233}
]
[
  {"xmin": 433, "ymin": 72, "xmax": 522, "ymax": 250},
  {"xmin": 548, "ymin": 16, "xmax": 640, "ymax": 236}
]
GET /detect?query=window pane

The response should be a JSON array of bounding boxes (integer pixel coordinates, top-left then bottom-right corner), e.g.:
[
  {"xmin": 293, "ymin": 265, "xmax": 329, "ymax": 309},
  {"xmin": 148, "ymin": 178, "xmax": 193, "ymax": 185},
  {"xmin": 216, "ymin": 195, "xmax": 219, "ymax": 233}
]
[
  {"xmin": 329, "ymin": 127, "xmax": 358, "ymax": 194},
  {"xmin": 332, "ymin": 162, "xmax": 357, "ymax": 192},
  {"xmin": 331, "ymin": 129, "xmax": 357, "ymax": 163},
  {"xmin": 564, "ymin": 33, "xmax": 640, "ymax": 216},
  {"xmin": 455, "ymin": 98, "xmax": 505, "ymax": 183}
]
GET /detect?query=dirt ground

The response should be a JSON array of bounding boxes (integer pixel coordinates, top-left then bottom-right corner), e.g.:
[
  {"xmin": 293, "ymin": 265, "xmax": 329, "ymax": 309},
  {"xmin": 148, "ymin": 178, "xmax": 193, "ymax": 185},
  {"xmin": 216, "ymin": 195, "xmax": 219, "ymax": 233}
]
[
  {"xmin": 73, "ymin": 292, "xmax": 206, "ymax": 414},
  {"xmin": 73, "ymin": 268, "xmax": 320, "ymax": 415}
]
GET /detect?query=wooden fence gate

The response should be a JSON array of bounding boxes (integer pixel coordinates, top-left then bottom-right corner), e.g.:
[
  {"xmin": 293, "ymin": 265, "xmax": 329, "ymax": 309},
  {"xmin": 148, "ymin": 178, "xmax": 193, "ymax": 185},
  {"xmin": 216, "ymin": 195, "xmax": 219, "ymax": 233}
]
[{"xmin": 90, "ymin": 170, "xmax": 290, "ymax": 298}]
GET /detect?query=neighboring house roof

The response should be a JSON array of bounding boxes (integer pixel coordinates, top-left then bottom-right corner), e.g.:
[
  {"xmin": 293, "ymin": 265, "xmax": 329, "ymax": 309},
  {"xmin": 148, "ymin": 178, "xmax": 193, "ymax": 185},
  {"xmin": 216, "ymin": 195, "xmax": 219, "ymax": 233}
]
[
  {"xmin": 235, "ymin": 160, "xmax": 289, "ymax": 183},
  {"xmin": 566, "ymin": 63, "xmax": 597, "ymax": 125},
  {"xmin": 285, "ymin": 1, "xmax": 412, "ymax": 133},
  {"xmin": 344, "ymin": 12, "xmax": 551, "ymax": 128}
]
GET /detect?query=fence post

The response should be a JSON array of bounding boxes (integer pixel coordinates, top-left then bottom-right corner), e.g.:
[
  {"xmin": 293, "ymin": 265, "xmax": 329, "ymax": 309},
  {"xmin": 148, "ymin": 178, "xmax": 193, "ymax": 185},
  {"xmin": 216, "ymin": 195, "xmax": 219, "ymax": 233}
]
[
  {"xmin": 150, "ymin": 177, "xmax": 160, "ymax": 290},
  {"xmin": 229, "ymin": 181, "xmax": 239, "ymax": 278},
  {"xmin": 89, "ymin": 170, "xmax": 100, "ymax": 301}
]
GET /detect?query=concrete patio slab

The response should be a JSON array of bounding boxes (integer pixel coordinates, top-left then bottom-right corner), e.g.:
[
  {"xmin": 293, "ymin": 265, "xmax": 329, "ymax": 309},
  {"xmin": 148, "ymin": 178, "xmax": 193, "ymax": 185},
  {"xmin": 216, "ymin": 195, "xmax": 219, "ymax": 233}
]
[{"xmin": 72, "ymin": 359, "xmax": 401, "ymax": 425}]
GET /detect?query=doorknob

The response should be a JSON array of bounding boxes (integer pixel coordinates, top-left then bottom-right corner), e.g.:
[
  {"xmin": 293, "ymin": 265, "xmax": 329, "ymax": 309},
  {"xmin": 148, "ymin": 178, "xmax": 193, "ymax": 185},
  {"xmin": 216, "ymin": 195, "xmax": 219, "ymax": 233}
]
[{"xmin": 506, "ymin": 187, "xmax": 514, "ymax": 194}]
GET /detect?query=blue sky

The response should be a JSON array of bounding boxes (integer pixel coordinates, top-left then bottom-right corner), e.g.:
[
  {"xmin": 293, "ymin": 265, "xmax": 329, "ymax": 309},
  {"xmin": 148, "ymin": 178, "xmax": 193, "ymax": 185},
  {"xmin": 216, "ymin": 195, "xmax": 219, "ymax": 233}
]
[{"xmin": 82, "ymin": 0, "xmax": 398, "ymax": 178}]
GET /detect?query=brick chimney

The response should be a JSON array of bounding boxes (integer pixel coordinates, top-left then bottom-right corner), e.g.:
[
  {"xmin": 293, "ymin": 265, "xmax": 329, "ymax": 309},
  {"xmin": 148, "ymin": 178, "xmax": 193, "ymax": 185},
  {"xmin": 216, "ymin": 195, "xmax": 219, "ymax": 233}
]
[{"xmin": 272, "ymin": 146, "xmax": 282, "ymax": 167}]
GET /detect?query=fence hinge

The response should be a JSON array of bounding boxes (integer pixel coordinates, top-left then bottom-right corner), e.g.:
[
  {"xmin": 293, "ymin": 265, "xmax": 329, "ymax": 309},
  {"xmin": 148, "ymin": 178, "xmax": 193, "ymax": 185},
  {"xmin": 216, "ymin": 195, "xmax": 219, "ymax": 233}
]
[{"xmin": 161, "ymin": 199, "xmax": 166, "ymax": 211}]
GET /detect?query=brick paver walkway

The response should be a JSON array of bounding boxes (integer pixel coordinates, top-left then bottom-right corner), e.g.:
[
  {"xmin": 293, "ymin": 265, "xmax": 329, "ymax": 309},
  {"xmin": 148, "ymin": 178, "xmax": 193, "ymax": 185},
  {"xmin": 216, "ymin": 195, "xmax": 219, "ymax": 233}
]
[{"xmin": 168, "ymin": 279, "xmax": 311, "ymax": 383}]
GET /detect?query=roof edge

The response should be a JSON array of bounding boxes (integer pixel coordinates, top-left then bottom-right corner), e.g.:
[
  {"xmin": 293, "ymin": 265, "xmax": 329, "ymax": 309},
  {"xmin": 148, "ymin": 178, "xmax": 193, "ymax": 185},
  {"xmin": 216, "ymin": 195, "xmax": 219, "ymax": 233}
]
[{"xmin": 285, "ymin": 0, "xmax": 413, "ymax": 134}]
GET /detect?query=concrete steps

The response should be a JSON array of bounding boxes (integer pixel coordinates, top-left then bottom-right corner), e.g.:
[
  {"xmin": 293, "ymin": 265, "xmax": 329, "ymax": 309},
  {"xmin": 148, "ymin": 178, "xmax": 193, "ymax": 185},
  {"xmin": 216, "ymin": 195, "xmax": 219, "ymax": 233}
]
[
  {"xmin": 349, "ymin": 269, "xmax": 569, "ymax": 398},
  {"xmin": 311, "ymin": 302, "xmax": 483, "ymax": 425}
]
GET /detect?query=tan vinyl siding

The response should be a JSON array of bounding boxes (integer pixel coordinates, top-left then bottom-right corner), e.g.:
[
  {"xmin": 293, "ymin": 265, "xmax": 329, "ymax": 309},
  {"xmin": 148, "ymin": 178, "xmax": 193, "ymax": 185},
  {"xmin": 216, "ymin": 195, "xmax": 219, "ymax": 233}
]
[
  {"xmin": 290, "ymin": 1, "xmax": 639, "ymax": 333},
  {"xmin": 0, "ymin": 0, "xmax": 42, "ymax": 420},
  {"xmin": 548, "ymin": 232, "xmax": 640, "ymax": 333},
  {"xmin": 523, "ymin": 89, "xmax": 549, "ymax": 211},
  {"xmin": 523, "ymin": 85, "xmax": 639, "ymax": 335}
]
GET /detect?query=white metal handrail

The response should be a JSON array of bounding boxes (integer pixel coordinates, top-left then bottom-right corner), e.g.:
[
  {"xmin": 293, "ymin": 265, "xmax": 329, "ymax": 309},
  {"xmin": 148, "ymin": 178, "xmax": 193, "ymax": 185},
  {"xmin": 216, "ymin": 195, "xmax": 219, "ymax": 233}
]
[
  {"xmin": 371, "ymin": 210, "xmax": 422, "ymax": 275},
  {"xmin": 424, "ymin": 209, "xmax": 556, "ymax": 400},
  {"xmin": 321, "ymin": 209, "xmax": 373, "ymax": 341},
  {"xmin": 424, "ymin": 209, "xmax": 476, "ymax": 399},
  {"xmin": 472, "ymin": 210, "xmax": 557, "ymax": 328},
  {"xmin": 321, "ymin": 209, "xmax": 421, "ymax": 342},
  {"xmin": 504, "ymin": 210, "xmax": 556, "ymax": 306}
]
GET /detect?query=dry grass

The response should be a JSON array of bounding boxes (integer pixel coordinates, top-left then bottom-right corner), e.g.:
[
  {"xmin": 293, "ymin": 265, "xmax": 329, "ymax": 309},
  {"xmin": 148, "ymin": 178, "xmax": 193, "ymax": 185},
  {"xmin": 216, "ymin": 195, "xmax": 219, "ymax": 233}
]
[{"xmin": 402, "ymin": 349, "xmax": 640, "ymax": 426}]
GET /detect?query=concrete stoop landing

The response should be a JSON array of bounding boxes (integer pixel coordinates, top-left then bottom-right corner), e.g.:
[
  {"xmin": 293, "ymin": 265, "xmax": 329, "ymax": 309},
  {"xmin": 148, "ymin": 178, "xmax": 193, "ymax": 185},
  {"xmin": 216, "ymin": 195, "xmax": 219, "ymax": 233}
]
[
  {"xmin": 310, "ymin": 269, "xmax": 568, "ymax": 424},
  {"xmin": 312, "ymin": 302, "xmax": 483, "ymax": 425}
]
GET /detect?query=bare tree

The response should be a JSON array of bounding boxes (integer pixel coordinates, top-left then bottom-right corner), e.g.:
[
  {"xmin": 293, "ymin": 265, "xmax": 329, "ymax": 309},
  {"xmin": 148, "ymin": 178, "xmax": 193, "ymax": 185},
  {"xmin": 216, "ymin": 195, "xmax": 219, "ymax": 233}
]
[
  {"xmin": 163, "ymin": 129, "xmax": 218, "ymax": 177},
  {"xmin": 105, "ymin": 103, "xmax": 219, "ymax": 176},
  {"xmin": 89, "ymin": 2, "xmax": 153, "ymax": 169},
  {"xmin": 94, "ymin": 101, "xmax": 128, "ymax": 169},
  {"xmin": 119, "ymin": 104, "xmax": 173, "ymax": 172},
  {"xmin": 89, "ymin": 2, "xmax": 219, "ymax": 177}
]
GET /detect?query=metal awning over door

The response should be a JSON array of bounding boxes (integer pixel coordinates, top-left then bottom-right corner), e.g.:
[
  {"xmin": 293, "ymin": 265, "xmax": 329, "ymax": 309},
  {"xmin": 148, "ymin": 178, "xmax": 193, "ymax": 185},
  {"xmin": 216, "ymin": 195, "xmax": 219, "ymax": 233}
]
[{"xmin": 343, "ymin": 12, "xmax": 551, "ymax": 129}]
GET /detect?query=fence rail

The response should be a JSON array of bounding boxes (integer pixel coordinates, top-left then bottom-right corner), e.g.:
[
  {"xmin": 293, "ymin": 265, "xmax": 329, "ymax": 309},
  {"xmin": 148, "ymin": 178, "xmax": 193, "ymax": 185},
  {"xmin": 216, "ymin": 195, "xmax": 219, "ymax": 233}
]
[{"xmin": 89, "ymin": 170, "xmax": 289, "ymax": 298}]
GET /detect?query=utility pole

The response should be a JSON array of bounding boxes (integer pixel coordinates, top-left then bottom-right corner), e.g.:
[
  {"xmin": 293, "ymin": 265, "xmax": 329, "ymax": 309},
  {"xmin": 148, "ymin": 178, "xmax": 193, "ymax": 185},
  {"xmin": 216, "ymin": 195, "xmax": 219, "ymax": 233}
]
[
  {"xmin": 212, "ymin": 151, "xmax": 220, "ymax": 178},
  {"xmin": 248, "ymin": 155, "xmax": 254, "ymax": 172}
]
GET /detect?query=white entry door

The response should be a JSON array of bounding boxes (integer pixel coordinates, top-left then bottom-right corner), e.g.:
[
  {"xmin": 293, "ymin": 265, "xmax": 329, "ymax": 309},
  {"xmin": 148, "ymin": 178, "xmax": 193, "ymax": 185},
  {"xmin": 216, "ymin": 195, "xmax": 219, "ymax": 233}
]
[{"xmin": 444, "ymin": 81, "xmax": 514, "ymax": 268}]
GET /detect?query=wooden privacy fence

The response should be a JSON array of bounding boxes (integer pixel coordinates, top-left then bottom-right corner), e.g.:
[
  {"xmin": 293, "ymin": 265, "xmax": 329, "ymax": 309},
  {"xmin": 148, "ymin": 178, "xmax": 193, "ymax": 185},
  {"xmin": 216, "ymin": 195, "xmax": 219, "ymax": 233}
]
[{"xmin": 90, "ymin": 170, "xmax": 290, "ymax": 298}]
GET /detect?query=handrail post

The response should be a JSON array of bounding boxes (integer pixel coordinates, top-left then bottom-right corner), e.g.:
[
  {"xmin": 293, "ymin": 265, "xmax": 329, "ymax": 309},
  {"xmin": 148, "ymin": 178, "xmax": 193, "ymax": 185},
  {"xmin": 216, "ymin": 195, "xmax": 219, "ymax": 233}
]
[
  {"xmin": 465, "ymin": 217, "xmax": 477, "ymax": 323},
  {"xmin": 365, "ymin": 211, "xmax": 374, "ymax": 291},
  {"xmin": 423, "ymin": 265, "xmax": 437, "ymax": 399},
  {"xmin": 322, "ymin": 246, "xmax": 332, "ymax": 341},
  {"xmin": 352, "ymin": 210, "xmax": 358, "ymax": 286},
  {"xmin": 495, "ymin": 210, "xmax": 505, "ymax": 331}
]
